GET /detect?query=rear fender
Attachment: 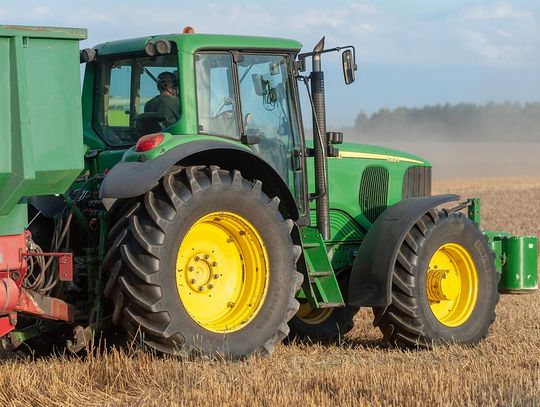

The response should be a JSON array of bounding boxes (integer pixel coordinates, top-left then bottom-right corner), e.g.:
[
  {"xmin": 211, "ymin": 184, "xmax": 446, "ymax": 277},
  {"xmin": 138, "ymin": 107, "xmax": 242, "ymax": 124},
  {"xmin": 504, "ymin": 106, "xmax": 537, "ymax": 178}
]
[
  {"xmin": 99, "ymin": 140, "xmax": 299, "ymax": 220},
  {"xmin": 348, "ymin": 194, "xmax": 459, "ymax": 307}
]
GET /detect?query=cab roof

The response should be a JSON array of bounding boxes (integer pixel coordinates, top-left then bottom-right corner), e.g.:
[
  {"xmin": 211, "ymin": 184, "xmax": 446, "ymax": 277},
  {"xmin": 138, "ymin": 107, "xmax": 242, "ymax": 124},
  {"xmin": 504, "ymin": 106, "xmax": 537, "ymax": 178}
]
[{"xmin": 93, "ymin": 33, "xmax": 303, "ymax": 56}]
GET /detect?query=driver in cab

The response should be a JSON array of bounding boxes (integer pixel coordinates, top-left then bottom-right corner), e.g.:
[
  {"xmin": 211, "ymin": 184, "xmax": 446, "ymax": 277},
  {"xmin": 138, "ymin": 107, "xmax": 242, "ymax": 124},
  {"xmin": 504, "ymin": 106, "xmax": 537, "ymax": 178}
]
[{"xmin": 144, "ymin": 71, "xmax": 180, "ymax": 128}]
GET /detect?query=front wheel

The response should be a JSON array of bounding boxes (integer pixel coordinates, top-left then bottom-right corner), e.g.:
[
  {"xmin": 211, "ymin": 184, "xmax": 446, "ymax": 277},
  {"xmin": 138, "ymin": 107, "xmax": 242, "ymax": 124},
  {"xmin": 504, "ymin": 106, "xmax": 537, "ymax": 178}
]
[
  {"xmin": 373, "ymin": 210, "xmax": 499, "ymax": 348},
  {"xmin": 104, "ymin": 166, "xmax": 302, "ymax": 358}
]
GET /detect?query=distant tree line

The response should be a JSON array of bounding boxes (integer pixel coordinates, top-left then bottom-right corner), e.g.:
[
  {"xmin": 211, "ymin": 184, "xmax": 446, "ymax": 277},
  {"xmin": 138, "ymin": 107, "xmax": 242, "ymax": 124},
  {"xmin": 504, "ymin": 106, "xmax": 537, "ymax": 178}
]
[{"xmin": 348, "ymin": 102, "xmax": 540, "ymax": 142}]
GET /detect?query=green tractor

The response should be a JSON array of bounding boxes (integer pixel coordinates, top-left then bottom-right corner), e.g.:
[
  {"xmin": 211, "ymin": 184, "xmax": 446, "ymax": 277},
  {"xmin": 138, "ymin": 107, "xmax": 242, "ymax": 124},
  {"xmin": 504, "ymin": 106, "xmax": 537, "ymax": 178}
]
[{"xmin": 0, "ymin": 25, "xmax": 537, "ymax": 358}]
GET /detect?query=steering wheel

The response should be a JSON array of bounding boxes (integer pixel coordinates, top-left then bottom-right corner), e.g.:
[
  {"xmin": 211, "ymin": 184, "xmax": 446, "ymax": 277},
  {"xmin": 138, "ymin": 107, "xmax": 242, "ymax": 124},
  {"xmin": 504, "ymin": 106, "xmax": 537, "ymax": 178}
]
[
  {"xmin": 211, "ymin": 110, "xmax": 234, "ymax": 120},
  {"xmin": 210, "ymin": 97, "xmax": 235, "ymax": 119}
]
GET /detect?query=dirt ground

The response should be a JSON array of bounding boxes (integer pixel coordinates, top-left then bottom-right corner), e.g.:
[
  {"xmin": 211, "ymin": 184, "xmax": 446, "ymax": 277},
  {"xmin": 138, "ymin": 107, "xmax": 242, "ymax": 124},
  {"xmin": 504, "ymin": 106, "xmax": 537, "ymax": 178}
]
[{"xmin": 0, "ymin": 176, "xmax": 539, "ymax": 406}]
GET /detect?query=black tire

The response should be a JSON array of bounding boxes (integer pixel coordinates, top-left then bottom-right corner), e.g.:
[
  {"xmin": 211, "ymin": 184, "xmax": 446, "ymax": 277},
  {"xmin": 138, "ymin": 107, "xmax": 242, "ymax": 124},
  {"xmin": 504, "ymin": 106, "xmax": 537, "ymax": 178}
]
[
  {"xmin": 288, "ymin": 270, "xmax": 358, "ymax": 342},
  {"xmin": 373, "ymin": 209, "xmax": 499, "ymax": 348},
  {"xmin": 103, "ymin": 165, "xmax": 303, "ymax": 358}
]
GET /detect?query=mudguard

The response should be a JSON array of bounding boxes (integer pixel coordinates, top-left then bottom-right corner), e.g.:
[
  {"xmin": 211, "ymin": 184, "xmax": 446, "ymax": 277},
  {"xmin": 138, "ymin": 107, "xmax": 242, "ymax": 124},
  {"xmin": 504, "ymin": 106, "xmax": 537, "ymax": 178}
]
[
  {"xmin": 348, "ymin": 194, "xmax": 459, "ymax": 307},
  {"xmin": 99, "ymin": 139, "xmax": 299, "ymax": 219}
]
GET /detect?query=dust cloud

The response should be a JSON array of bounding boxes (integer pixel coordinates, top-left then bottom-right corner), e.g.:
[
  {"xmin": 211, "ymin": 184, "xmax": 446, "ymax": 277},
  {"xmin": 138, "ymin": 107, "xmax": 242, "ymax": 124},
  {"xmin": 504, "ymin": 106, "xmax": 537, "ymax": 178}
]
[{"xmin": 347, "ymin": 140, "xmax": 540, "ymax": 179}]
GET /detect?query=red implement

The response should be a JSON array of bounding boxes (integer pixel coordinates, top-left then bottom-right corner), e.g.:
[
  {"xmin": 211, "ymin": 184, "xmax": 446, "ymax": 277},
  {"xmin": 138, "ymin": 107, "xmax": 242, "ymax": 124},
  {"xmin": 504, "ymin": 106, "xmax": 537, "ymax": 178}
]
[
  {"xmin": 0, "ymin": 278, "xmax": 19, "ymax": 314},
  {"xmin": 14, "ymin": 289, "xmax": 74, "ymax": 323}
]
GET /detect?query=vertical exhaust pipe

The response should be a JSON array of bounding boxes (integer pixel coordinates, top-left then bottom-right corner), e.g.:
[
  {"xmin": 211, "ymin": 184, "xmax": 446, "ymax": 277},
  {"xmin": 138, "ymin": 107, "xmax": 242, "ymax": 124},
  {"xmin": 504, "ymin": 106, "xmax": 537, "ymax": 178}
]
[{"xmin": 311, "ymin": 37, "xmax": 330, "ymax": 240}]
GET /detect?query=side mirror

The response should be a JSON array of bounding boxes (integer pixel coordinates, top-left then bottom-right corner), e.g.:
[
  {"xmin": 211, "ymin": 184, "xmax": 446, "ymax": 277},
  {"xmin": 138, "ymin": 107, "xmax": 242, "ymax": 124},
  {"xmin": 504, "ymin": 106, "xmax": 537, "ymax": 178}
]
[
  {"xmin": 252, "ymin": 74, "xmax": 264, "ymax": 96},
  {"xmin": 342, "ymin": 49, "xmax": 356, "ymax": 85}
]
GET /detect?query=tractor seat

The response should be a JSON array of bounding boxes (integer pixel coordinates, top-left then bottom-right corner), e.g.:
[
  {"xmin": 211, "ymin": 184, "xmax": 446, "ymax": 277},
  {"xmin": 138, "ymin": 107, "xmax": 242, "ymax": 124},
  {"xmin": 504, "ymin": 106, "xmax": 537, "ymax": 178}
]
[{"xmin": 135, "ymin": 112, "xmax": 166, "ymax": 136}]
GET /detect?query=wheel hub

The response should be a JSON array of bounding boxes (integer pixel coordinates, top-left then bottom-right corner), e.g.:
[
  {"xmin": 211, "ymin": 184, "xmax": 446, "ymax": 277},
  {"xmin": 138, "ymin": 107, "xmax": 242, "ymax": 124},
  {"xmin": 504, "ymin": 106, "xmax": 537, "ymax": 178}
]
[
  {"xmin": 426, "ymin": 268, "xmax": 460, "ymax": 301},
  {"xmin": 185, "ymin": 252, "xmax": 219, "ymax": 292}
]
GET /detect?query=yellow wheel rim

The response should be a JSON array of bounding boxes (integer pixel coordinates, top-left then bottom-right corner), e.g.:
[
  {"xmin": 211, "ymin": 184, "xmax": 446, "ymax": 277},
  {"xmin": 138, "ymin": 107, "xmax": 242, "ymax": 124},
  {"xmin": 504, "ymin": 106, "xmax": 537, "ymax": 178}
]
[
  {"xmin": 175, "ymin": 212, "xmax": 269, "ymax": 333},
  {"xmin": 296, "ymin": 302, "xmax": 334, "ymax": 325},
  {"xmin": 427, "ymin": 243, "xmax": 478, "ymax": 327}
]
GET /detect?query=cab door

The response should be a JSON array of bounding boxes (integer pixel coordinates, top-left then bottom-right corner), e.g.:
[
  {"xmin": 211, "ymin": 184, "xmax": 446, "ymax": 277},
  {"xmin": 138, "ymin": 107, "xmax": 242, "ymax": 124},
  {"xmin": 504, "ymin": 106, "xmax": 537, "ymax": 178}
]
[{"xmin": 236, "ymin": 53, "xmax": 307, "ymax": 215}]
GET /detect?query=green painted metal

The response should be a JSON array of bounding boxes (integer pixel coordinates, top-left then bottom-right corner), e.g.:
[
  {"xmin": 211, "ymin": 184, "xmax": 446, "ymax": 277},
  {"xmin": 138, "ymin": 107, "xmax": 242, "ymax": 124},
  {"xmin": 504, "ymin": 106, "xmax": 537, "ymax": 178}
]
[
  {"xmin": 482, "ymin": 231, "xmax": 538, "ymax": 292},
  {"xmin": 0, "ymin": 25, "xmax": 85, "ymax": 234},
  {"xmin": 122, "ymin": 133, "xmax": 251, "ymax": 163},
  {"xmin": 93, "ymin": 33, "xmax": 302, "ymax": 57},
  {"xmin": 0, "ymin": 202, "xmax": 27, "ymax": 236},
  {"xmin": 484, "ymin": 230, "xmax": 512, "ymax": 273},
  {"xmin": 468, "ymin": 197, "xmax": 481, "ymax": 225},
  {"xmin": 306, "ymin": 141, "xmax": 430, "ymax": 232},
  {"xmin": 499, "ymin": 236, "xmax": 538, "ymax": 292},
  {"xmin": 299, "ymin": 226, "xmax": 344, "ymax": 308},
  {"xmin": 470, "ymin": 200, "xmax": 537, "ymax": 293},
  {"xmin": 1, "ymin": 323, "xmax": 42, "ymax": 350},
  {"xmin": 309, "ymin": 209, "xmax": 364, "ymax": 271}
]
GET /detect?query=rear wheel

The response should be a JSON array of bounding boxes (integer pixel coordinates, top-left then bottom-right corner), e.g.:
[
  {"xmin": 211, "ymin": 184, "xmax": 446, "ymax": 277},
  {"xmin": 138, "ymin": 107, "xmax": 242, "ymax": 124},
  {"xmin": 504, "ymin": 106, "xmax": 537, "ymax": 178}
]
[
  {"xmin": 104, "ymin": 166, "xmax": 302, "ymax": 358},
  {"xmin": 373, "ymin": 210, "xmax": 499, "ymax": 348}
]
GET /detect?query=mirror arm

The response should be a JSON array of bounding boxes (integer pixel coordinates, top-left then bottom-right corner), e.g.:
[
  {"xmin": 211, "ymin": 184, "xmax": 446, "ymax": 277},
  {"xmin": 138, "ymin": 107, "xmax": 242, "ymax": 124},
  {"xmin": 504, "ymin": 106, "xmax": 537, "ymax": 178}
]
[{"xmin": 297, "ymin": 45, "xmax": 356, "ymax": 61}]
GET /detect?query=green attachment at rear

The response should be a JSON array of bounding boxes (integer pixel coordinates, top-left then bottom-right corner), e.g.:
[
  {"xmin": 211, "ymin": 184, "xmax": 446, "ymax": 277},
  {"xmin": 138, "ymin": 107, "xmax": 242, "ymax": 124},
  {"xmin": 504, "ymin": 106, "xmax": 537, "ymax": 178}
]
[
  {"xmin": 467, "ymin": 198, "xmax": 537, "ymax": 293},
  {"xmin": 485, "ymin": 231, "xmax": 538, "ymax": 293},
  {"xmin": 499, "ymin": 236, "xmax": 538, "ymax": 292},
  {"xmin": 0, "ymin": 25, "xmax": 85, "ymax": 235},
  {"xmin": 298, "ymin": 226, "xmax": 345, "ymax": 309},
  {"xmin": 484, "ymin": 231, "xmax": 511, "ymax": 272}
]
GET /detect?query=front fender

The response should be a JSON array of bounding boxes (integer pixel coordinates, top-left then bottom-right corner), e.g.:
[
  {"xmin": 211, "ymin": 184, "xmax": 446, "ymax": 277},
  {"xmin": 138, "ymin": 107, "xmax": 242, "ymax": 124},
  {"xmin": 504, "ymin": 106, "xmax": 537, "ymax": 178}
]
[{"xmin": 348, "ymin": 194, "xmax": 459, "ymax": 307}]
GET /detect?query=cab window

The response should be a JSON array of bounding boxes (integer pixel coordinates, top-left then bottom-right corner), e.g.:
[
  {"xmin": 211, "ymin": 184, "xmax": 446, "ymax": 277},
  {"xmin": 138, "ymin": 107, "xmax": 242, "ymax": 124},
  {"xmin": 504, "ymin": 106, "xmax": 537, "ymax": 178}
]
[
  {"xmin": 195, "ymin": 53, "xmax": 239, "ymax": 138},
  {"xmin": 94, "ymin": 55, "xmax": 179, "ymax": 146}
]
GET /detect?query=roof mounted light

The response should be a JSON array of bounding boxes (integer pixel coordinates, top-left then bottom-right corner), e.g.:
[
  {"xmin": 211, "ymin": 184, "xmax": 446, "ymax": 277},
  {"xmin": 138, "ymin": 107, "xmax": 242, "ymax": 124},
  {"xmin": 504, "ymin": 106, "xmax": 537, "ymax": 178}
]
[
  {"xmin": 154, "ymin": 39, "xmax": 171, "ymax": 54},
  {"xmin": 145, "ymin": 39, "xmax": 172, "ymax": 56},
  {"xmin": 182, "ymin": 26, "xmax": 195, "ymax": 34},
  {"xmin": 145, "ymin": 42, "xmax": 156, "ymax": 56}
]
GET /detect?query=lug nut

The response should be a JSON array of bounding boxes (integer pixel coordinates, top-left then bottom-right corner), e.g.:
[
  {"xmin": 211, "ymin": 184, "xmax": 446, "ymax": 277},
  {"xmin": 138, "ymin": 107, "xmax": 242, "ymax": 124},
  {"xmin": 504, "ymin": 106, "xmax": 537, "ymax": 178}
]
[
  {"xmin": 189, "ymin": 266, "xmax": 195, "ymax": 271},
  {"xmin": 213, "ymin": 274, "xmax": 220, "ymax": 279},
  {"xmin": 212, "ymin": 262, "xmax": 218, "ymax": 267},
  {"xmin": 204, "ymin": 254, "xmax": 210, "ymax": 259},
  {"xmin": 190, "ymin": 278, "xmax": 196, "ymax": 284},
  {"xmin": 195, "ymin": 255, "xmax": 201, "ymax": 261},
  {"xmin": 198, "ymin": 286, "xmax": 205, "ymax": 291},
  {"xmin": 208, "ymin": 284, "xmax": 214, "ymax": 289}
]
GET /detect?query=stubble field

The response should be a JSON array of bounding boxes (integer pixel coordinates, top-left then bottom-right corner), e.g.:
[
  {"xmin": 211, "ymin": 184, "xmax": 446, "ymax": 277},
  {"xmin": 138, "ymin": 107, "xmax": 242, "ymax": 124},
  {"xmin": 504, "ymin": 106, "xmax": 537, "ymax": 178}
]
[{"xmin": 0, "ymin": 177, "xmax": 539, "ymax": 406}]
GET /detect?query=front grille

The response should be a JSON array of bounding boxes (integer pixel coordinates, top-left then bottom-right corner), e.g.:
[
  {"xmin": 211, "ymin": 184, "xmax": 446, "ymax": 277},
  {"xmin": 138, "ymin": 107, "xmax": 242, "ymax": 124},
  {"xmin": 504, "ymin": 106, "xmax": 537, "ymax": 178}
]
[
  {"xmin": 359, "ymin": 165, "xmax": 389, "ymax": 223},
  {"xmin": 402, "ymin": 166, "xmax": 432, "ymax": 199}
]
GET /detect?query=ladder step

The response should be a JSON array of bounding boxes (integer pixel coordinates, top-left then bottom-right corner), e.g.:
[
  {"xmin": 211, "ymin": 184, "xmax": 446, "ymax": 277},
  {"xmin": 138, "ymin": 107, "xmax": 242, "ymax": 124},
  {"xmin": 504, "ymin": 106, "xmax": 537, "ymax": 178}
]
[
  {"xmin": 318, "ymin": 302, "xmax": 345, "ymax": 308},
  {"xmin": 308, "ymin": 271, "xmax": 332, "ymax": 277},
  {"xmin": 302, "ymin": 243, "xmax": 320, "ymax": 248}
]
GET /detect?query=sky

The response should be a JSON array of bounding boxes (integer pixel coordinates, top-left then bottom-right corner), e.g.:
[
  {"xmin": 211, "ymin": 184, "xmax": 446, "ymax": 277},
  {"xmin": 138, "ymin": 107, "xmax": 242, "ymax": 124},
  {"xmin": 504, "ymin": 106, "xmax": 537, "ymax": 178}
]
[{"xmin": 1, "ymin": 0, "xmax": 539, "ymax": 128}]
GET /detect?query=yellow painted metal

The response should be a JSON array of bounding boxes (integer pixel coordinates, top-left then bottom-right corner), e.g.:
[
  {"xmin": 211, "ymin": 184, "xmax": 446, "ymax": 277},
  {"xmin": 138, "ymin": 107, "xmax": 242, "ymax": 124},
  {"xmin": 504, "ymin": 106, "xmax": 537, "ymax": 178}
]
[
  {"xmin": 296, "ymin": 302, "xmax": 334, "ymax": 325},
  {"xmin": 175, "ymin": 212, "xmax": 269, "ymax": 333},
  {"xmin": 427, "ymin": 243, "xmax": 478, "ymax": 327}
]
